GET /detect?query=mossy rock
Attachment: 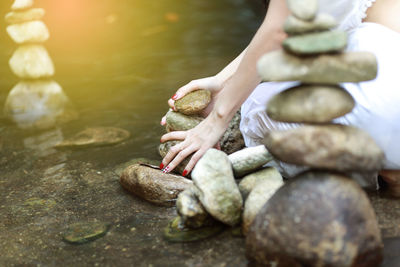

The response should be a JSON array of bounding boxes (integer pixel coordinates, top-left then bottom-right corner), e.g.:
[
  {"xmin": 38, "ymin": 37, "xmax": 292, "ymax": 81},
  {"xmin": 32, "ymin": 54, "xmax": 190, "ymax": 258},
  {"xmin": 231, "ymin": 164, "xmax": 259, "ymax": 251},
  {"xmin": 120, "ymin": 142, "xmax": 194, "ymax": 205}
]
[{"xmin": 63, "ymin": 222, "xmax": 109, "ymax": 244}]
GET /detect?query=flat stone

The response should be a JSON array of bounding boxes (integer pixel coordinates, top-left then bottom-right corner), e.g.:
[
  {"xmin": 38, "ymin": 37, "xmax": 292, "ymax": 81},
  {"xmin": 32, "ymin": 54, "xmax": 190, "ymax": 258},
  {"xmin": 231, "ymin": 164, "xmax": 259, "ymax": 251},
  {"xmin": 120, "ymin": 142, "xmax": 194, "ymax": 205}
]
[
  {"xmin": 258, "ymin": 50, "xmax": 377, "ymax": 84},
  {"xmin": 220, "ymin": 110, "xmax": 245, "ymax": 155},
  {"xmin": 4, "ymin": 80, "xmax": 71, "ymax": 129},
  {"xmin": 284, "ymin": 13, "xmax": 337, "ymax": 35},
  {"xmin": 177, "ymin": 186, "xmax": 214, "ymax": 229},
  {"xmin": 191, "ymin": 149, "xmax": 243, "ymax": 226},
  {"xmin": 266, "ymin": 84, "xmax": 355, "ymax": 123},
  {"xmin": 63, "ymin": 222, "xmax": 109, "ymax": 244},
  {"xmin": 228, "ymin": 145, "xmax": 273, "ymax": 178},
  {"xmin": 175, "ymin": 90, "xmax": 211, "ymax": 115},
  {"xmin": 263, "ymin": 124, "xmax": 384, "ymax": 172},
  {"xmin": 9, "ymin": 44, "xmax": 54, "ymax": 79},
  {"xmin": 5, "ymin": 8, "xmax": 45, "ymax": 24},
  {"xmin": 246, "ymin": 171, "xmax": 383, "ymax": 267},
  {"xmin": 238, "ymin": 167, "xmax": 283, "ymax": 200},
  {"xmin": 120, "ymin": 164, "xmax": 192, "ymax": 207},
  {"xmin": 11, "ymin": 0, "xmax": 33, "ymax": 11},
  {"xmin": 163, "ymin": 217, "xmax": 224, "ymax": 243},
  {"xmin": 55, "ymin": 127, "xmax": 130, "ymax": 149},
  {"xmin": 242, "ymin": 178, "xmax": 284, "ymax": 235},
  {"xmin": 165, "ymin": 110, "xmax": 203, "ymax": 131},
  {"xmin": 283, "ymin": 30, "xmax": 347, "ymax": 55},
  {"xmin": 114, "ymin": 158, "xmax": 160, "ymax": 176},
  {"xmin": 287, "ymin": 0, "xmax": 318, "ymax": 21},
  {"xmin": 7, "ymin": 20, "xmax": 49, "ymax": 44},
  {"xmin": 158, "ymin": 140, "xmax": 190, "ymax": 175}
]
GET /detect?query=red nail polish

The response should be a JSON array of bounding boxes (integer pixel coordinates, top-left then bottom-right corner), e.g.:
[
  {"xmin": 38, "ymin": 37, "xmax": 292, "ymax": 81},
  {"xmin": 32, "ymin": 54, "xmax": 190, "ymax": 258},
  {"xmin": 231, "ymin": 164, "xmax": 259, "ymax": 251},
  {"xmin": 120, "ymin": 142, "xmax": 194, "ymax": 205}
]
[
  {"xmin": 160, "ymin": 163, "xmax": 164, "ymax": 169},
  {"xmin": 171, "ymin": 94, "xmax": 178, "ymax": 100},
  {"xmin": 182, "ymin": 170, "xmax": 188, "ymax": 177}
]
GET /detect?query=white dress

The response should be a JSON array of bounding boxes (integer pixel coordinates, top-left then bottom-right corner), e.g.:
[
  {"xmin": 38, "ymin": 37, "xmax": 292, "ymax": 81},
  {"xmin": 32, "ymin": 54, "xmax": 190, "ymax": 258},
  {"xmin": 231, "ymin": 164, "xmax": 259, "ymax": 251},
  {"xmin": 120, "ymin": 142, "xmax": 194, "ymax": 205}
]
[{"xmin": 240, "ymin": 0, "xmax": 400, "ymax": 188}]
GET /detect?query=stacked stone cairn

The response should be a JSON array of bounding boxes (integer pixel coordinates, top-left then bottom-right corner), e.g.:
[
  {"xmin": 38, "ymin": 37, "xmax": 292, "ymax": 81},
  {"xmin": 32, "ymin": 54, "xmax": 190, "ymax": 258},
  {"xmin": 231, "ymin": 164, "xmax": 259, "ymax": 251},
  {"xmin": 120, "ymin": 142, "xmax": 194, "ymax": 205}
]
[
  {"xmin": 4, "ymin": 0, "xmax": 73, "ymax": 129},
  {"xmin": 246, "ymin": 0, "xmax": 384, "ymax": 266}
]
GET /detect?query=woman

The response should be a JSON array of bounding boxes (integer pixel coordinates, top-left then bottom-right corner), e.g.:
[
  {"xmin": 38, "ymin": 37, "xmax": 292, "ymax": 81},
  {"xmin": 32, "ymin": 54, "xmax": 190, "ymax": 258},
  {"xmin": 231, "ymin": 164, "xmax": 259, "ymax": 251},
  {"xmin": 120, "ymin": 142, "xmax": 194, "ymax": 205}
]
[{"xmin": 160, "ymin": 0, "xmax": 400, "ymax": 193}]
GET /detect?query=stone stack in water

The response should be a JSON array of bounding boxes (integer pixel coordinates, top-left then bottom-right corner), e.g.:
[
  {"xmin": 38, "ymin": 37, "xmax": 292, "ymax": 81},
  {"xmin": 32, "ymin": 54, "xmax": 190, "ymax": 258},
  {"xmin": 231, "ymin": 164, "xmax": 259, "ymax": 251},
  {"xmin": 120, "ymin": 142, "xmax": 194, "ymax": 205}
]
[
  {"xmin": 246, "ymin": 0, "xmax": 384, "ymax": 266},
  {"xmin": 4, "ymin": 0, "xmax": 73, "ymax": 129}
]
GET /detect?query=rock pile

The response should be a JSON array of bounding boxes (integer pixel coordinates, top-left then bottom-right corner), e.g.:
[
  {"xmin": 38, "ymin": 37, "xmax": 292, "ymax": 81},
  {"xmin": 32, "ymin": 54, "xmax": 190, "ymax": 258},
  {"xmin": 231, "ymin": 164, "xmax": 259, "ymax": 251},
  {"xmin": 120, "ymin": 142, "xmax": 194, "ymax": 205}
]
[
  {"xmin": 246, "ymin": 0, "xmax": 384, "ymax": 266},
  {"xmin": 4, "ymin": 0, "xmax": 75, "ymax": 129}
]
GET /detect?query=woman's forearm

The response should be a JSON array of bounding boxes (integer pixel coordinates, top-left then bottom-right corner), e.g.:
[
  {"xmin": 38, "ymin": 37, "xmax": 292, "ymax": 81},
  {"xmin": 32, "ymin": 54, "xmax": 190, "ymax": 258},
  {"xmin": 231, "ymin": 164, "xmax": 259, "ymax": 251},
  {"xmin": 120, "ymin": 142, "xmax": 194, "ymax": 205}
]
[{"xmin": 215, "ymin": 48, "xmax": 248, "ymax": 86}]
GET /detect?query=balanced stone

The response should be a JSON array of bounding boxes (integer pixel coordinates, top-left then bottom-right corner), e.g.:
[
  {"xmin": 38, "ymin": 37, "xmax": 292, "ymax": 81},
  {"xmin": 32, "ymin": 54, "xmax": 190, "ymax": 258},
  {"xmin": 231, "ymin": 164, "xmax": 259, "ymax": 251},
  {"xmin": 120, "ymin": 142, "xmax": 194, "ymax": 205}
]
[
  {"xmin": 63, "ymin": 222, "xmax": 109, "ymax": 244},
  {"xmin": 165, "ymin": 110, "xmax": 203, "ymax": 131},
  {"xmin": 9, "ymin": 44, "xmax": 54, "ymax": 79},
  {"xmin": 191, "ymin": 149, "xmax": 243, "ymax": 226},
  {"xmin": 11, "ymin": 0, "xmax": 33, "ymax": 11},
  {"xmin": 120, "ymin": 164, "xmax": 192, "ymax": 207},
  {"xmin": 175, "ymin": 89, "xmax": 211, "ymax": 115},
  {"xmin": 267, "ymin": 84, "xmax": 355, "ymax": 123},
  {"xmin": 263, "ymin": 124, "xmax": 384, "ymax": 172},
  {"xmin": 284, "ymin": 13, "xmax": 337, "ymax": 35},
  {"xmin": 242, "ymin": 178, "xmax": 284, "ymax": 235},
  {"xmin": 177, "ymin": 186, "xmax": 214, "ymax": 229},
  {"xmin": 228, "ymin": 145, "xmax": 273, "ymax": 177},
  {"xmin": 220, "ymin": 110, "xmax": 245, "ymax": 154},
  {"xmin": 287, "ymin": 0, "xmax": 318, "ymax": 21},
  {"xmin": 283, "ymin": 30, "xmax": 347, "ymax": 55},
  {"xmin": 246, "ymin": 171, "xmax": 383, "ymax": 267},
  {"xmin": 55, "ymin": 127, "xmax": 130, "ymax": 148},
  {"xmin": 159, "ymin": 140, "xmax": 190, "ymax": 174},
  {"xmin": 7, "ymin": 20, "xmax": 49, "ymax": 44},
  {"xmin": 238, "ymin": 167, "xmax": 283, "ymax": 200},
  {"xmin": 258, "ymin": 50, "xmax": 377, "ymax": 84},
  {"xmin": 5, "ymin": 8, "xmax": 45, "ymax": 24}
]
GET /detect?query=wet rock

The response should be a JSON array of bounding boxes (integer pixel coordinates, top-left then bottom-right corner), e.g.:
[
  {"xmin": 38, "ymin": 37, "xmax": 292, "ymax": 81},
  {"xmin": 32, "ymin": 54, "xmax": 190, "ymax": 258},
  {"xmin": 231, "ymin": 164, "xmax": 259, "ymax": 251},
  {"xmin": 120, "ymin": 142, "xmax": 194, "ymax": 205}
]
[
  {"xmin": 11, "ymin": 0, "xmax": 33, "ymax": 11},
  {"xmin": 63, "ymin": 222, "xmax": 109, "ymax": 244},
  {"xmin": 120, "ymin": 164, "xmax": 192, "ymax": 207},
  {"xmin": 267, "ymin": 84, "xmax": 354, "ymax": 123},
  {"xmin": 284, "ymin": 13, "xmax": 337, "ymax": 35},
  {"xmin": 177, "ymin": 186, "xmax": 214, "ymax": 229},
  {"xmin": 238, "ymin": 167, "xmax": 283, "ymax": 200},
  {"xmin": 165, "ymin": 110, "xmax": 203, "ymax": 131},
  {"xmin": 114, "ymin": 158, "xmax": 160, "ymax": 176},
  {"xmin": 228, "ymin": 145, "xmax": 273, "ymax": 178},
  {"xmin": 258, "ymin": 50, "xmax": 377, "ymax": 84},
  {"xmin": 287, "ymin": 0, "xmax": 318, "ymax": 21},
  {"xmin": 55, "ymin": 127, "xmax": 130, "ymax": 149},
  {"xmin": 4, "ymin": 80, "xmax": 71, "ymax": 129},
  {"xmin": 242, "ymin": 178, "xmax": 284, "ymax": 235},
  {"xmin": 191, "ymin": 149, "xmax": 243, "ymax": 226},
  {"xmin": 246, "ymin": 171, "xmax": 383, "ymax": 267},
  {"xmin": 264, "ymin": 124, "xmax": 384, "ymax": 172},
  {"xmin": 9, "ymin": 44, "xmax": 54, "ymax": 79},
  {"xmin": 175, "ymin": 89, "xmax": 211, "ymax": 115},
  {"xmin": 163, "ymin": 217, "xmax": 224, "ymax": 243},
  {"xmin": 220, "ymin": 111, "xmax": 245, "ymax": 154},
  {"xmin": 7, "ymin": 20, "xmax": 49, "ymax": 44},
  {"xmin": 159, "ymin": 140, "xmax": 189, "ymax": 175},
  {"xmin": 5, "ymin": 8, "xmax": 45, "ymax": 24},
  {"xmin": 283, "ymin": 30, "xmax": 347, "ymax": 55}
]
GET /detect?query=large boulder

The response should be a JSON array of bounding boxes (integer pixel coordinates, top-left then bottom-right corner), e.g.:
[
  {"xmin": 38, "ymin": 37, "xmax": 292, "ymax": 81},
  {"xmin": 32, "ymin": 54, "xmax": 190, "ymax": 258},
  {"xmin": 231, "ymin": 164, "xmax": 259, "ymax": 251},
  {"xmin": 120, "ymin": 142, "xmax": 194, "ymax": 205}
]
[
  {"xmin": 246, "ymin": 171, "xmax": 383, "ymax": 267},
  {"xmin": 191, "ymin": 149, "xmax": 243, "ymax": 226},
  {"xmin": 174, "ymin": 89, "xmax": 211, "ymax": 115},
  {"xmin": 284, "ymin": 13, "xmax": 337, "ymax": 35},
  {"xmin": 7, "ymin": 20, "xmax": 49, "ymax": 44},
  {"xmin": 120, "ymin": 164, "xmax": 192, "ymax": 207}
]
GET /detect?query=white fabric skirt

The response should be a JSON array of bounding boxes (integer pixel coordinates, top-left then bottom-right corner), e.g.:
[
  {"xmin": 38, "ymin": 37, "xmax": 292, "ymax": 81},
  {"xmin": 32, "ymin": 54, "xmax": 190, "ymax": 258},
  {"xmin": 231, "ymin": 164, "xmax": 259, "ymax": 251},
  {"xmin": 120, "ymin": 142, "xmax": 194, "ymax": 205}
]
[{"xmin": 240, "ymin": 23, "xmax": 400, "ymax": 188}]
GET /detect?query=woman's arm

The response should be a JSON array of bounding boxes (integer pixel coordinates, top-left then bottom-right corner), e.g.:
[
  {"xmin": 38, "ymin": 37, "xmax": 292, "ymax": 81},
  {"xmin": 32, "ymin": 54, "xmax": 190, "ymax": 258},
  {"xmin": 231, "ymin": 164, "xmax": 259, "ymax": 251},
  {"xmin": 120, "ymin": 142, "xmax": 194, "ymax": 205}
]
[{"xmin": 161, "ymin": 0, "xmax": 289, "ymax": 175}]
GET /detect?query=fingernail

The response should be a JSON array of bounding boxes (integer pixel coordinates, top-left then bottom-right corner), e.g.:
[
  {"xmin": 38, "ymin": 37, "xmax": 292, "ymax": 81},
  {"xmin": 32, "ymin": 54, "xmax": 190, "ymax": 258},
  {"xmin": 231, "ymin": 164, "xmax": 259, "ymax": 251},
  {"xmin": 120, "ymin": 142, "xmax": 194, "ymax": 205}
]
[
  {"xmin": 159, "ymin": 163, "xmax": 164, "ymax": 169},
  {"xmin": 171, "ymin": 94, "xmax": 178, "ymax": 100},
  {"xmin": 182, "ymin": 170, "xmax": 188, "ymax": 177},
  {"xmin": 163, "ymin": 166, "xmax": 170, "ymax": 173}
]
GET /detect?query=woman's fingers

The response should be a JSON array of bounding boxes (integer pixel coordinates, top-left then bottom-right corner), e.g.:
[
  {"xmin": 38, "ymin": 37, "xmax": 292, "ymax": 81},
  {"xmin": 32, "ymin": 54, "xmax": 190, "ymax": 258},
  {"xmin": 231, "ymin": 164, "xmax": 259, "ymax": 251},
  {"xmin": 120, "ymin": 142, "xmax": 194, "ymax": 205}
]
[
  {"xmin": 163, "ymin": 144, "xmax": 197, "ymax": 174},
  {"xmin": 160, "ymin": 115, "xmax": 166, "ymax": 126},
  {"xmin": 181, "ymin": 148, "xmax": 207, "ymax": 175},
  {"xmin": 174, "ymin": 81, "xmax": 201, "ymax": 100},
  {"xmin": 161, "ymin": 131, "xmax": 186, "ymax": 143}
]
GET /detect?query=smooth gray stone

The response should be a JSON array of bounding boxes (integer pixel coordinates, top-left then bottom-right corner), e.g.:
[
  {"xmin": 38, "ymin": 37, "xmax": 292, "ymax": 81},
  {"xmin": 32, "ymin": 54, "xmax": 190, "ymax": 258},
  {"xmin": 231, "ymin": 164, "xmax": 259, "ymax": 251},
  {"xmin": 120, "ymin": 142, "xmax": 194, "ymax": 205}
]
[
  {"xmin": 191, "ymin": 149, "xmax": 243, "ymax": 226},
  {"xmin": 284, "ymin": 13, "xmax": 337, "ymax": 35},
  {"xmin": 246, "ymin": 171, "xmax": 383, "ymax": 267},
  {"xmin": 228, "ymin": 145, "xmax": 273, "ymax": 177},
  {"xmin": 11, "ymin": 0, "xmax": 33, "ymax": 11},
  {"xmin": 257, "ymin": 50, "xmax": 377, "ymax": 84},
  {"xmin": 9, "ymin": 44, "xmax": 54, "ymax": 79},
  {"xmin": 287, "ymin": 0, "xmax": 318, "ymax": 21},
  {"xmin": 7, "ymin": 20, "xmax": 49, "ymax": 44},
  {"xmin": 158, "ymin": 140, "xmax": 190, "ymax": 175},
  {"xmin": 5, "ymin": 8, "xmax": 45, "ymax": 24},
  {"xmin": 263, "ymin": 124, "xmax": 385, "ymax": 172},
  {"xmin": 175, "ymin": 89, "xmax": 211, "ymax": 115},
  {"xmin": 283, "ymin": 30, "xmax": 347, "ymax": 55},
  {"xmin": 165, "ymin": 110, "xmax": 203, "ymax": 131},
  {"xmin": 266, "ymin": 84, "xmax": 355, "ymax": 123},
  {"xmin": 238, "ymin": 167, "xmax": 283, "ymax": 201}
]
